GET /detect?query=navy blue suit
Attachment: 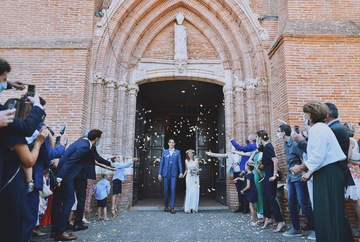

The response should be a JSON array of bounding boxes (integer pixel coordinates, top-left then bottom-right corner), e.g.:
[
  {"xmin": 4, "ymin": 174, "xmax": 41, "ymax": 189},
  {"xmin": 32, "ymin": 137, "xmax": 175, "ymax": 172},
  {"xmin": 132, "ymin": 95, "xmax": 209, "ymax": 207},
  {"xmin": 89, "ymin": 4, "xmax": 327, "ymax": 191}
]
[
  {"xmin": 23, "ymin": 124, "xmax": 65, "ymax": 242},
  {"xmin": 73, "ymin": 145, "xmax": 112, "ymax": 225},
  {"xmin": 328, "ymin": 120, "xmax": 355, "ymax": 186},
  {"xmin": 52, "ymin": 138, "xmax": 91, "ymax": 234},
  {"xmin": 158, "ymin": 149, "xmax": 183, "ymax": 209}
]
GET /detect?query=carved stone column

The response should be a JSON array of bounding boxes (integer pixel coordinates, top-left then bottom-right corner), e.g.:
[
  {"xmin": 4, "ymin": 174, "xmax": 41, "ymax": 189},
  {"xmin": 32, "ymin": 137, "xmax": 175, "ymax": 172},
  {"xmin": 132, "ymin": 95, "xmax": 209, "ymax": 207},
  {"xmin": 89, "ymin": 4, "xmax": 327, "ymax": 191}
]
[
  {"xmin": 244, "ymin": 77, "xmax": 259, "ymax": 132},
  {"xmin": 102, "ymin": 77, "xmax": 117, "ymax": 155},
  {"xmin": 114, "ymin": 80, "xmax": 128, "ymax": 156},
  {"xmin": 91, "ymin": 73, "xmax": 106, "ymax": 128},
  {"xmin": 257, "ymin": 77, "xmax": 270, "ymax": 131},
  {"xmin": 233, "ymin": 75, "xmax": 246, "ymax": 142},
  {"xmin": 125, "ymin": 84, "xmax": 139, "ymax": 157}
]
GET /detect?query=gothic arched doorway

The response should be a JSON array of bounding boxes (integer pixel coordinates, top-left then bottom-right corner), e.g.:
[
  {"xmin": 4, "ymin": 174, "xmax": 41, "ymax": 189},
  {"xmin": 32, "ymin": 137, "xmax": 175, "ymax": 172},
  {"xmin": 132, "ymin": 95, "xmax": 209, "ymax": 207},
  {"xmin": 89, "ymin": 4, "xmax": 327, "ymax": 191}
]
[{"xmin": 133, "ymin": 80, "xmax": 227, "ymax": 207}]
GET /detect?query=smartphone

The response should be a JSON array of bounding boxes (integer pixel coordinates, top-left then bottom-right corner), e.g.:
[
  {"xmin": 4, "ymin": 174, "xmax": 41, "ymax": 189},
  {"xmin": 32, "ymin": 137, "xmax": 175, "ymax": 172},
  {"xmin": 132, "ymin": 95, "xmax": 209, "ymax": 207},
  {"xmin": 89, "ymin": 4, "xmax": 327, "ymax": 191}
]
[
  {"xmin": 60, "ymin": 123, "xmax": 66, "ymax": 135},
  {"xmin": 8, "ymin": 100, "xmax": 17, "ymax": 109},
  {"xmin": 294, "ymin": 125, "xmax": 300, "ymax": 134},
  {"xmin": 27, "ymin": 85, "xmax": 36, "ymax": 97}
]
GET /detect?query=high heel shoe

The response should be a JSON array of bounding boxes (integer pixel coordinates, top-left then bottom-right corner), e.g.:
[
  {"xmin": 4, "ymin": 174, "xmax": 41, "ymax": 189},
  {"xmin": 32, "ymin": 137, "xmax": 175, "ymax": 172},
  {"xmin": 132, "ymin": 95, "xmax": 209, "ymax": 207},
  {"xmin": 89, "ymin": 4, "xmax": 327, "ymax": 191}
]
[
  {"xmin": 261, "ymin": 219, "xmax": 272, "ymax": 229},
  {"xmin": 273, "ymin": 221, "xmax": 286, "ymax": 233}
]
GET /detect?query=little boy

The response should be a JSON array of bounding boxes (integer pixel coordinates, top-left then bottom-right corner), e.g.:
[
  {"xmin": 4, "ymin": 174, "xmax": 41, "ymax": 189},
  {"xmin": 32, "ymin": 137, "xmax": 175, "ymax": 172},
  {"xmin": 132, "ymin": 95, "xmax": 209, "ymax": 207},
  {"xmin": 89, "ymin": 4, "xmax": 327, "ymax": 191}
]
[{"xmin": 94, "ymin": 174, "xmax": 111, "ymax": 221}]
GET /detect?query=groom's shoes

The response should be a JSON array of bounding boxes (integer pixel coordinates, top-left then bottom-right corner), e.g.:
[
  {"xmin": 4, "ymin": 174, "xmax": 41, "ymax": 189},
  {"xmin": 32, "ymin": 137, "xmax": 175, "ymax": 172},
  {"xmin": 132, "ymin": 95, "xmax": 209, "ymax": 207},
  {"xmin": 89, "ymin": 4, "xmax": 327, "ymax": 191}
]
[
  {"xmin": 164, "ymin": 207, "xmax": 169, "ymax": 212},
  {"xmin": 170, "ymin": 208, "xmax": 176, "ymax": 214}
]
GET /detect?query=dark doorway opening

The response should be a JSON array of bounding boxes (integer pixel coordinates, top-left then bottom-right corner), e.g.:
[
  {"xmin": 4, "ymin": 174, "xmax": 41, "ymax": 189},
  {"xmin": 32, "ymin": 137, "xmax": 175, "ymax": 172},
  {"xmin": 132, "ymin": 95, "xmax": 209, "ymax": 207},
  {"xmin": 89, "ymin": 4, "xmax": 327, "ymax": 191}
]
[{"xmin": 133, "ymin": 80, "xmax": 226, "ymax": 207}]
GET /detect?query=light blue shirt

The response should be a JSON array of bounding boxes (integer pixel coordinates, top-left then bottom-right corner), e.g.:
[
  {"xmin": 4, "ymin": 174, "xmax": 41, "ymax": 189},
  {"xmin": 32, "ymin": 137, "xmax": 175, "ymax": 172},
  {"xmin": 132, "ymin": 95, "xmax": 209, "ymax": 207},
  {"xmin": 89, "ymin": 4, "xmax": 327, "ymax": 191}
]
[
  {"xmin": 94, "ymin": 178, "xmax": 110, "ymax": 200},
  {"xmin": 112, "ymin": 161, "xmax": 133, "ymax": 181}
]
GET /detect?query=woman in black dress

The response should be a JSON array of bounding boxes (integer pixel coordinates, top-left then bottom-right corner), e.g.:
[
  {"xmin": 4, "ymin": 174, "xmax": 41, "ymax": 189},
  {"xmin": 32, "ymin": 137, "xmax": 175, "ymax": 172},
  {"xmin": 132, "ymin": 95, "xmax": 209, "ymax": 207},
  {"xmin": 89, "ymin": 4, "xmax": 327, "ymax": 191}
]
[{"xmin": 249, "ymin": 130, "xmax": 285, "ymax": 232}]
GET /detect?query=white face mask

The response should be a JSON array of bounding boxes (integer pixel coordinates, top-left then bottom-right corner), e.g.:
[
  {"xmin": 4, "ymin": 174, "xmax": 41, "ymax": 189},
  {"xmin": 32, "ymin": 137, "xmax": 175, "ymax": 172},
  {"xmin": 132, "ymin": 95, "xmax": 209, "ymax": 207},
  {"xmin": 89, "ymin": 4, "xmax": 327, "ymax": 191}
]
[
  {"xmin": 256, "ymin": 138, "xmax": 261, "ymax": 146},
  {"xmin": 0, "ymin": 81, "xmax": 7, "ymax": 92},
  {"xmin": 303, "ymin": 114, "xmax": 311, "ymax": 129},
  {"xmin": 276, "ymin": 132, "xmax": 284, "ymax": 140}
]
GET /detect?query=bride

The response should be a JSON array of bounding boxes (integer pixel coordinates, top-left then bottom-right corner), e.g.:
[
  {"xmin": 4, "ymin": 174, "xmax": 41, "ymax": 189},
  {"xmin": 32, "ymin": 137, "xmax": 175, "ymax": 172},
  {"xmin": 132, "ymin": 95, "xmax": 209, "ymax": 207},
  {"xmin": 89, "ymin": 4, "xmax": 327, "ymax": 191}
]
[{"xmin": 184, "ymin": 149, "xmax": 200, "ymax": 213}]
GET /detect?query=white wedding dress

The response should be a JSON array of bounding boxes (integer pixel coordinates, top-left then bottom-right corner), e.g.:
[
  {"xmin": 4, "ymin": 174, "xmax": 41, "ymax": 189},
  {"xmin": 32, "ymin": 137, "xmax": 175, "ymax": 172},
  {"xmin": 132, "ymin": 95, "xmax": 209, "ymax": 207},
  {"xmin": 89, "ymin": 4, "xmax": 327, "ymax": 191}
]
[{"xmin": 184, "ymin": 159, "xmax": 200, "ymax": 213}]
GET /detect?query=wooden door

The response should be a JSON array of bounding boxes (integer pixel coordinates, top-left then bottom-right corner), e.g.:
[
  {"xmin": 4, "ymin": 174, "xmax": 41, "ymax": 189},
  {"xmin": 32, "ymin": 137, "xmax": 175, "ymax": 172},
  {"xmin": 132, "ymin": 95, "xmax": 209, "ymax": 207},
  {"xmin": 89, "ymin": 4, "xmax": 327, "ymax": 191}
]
[{"xmin": 144, "ymin": 118, "xmax": 164, "ymax": 198}]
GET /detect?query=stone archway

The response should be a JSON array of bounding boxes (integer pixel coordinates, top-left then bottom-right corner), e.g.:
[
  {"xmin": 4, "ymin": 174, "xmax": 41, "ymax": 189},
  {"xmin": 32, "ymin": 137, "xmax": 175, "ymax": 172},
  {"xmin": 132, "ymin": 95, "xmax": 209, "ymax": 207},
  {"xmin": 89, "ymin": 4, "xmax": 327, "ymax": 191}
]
[{"xmin": 89, "ymin": 0, "xmax": 271, "ymax": 210}]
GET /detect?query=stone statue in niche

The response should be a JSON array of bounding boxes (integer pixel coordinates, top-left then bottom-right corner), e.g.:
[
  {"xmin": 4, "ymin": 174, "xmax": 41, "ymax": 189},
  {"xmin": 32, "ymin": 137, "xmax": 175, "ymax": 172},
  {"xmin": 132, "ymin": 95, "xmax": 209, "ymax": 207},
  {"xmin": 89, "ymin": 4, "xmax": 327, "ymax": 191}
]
[{"xmin": 174, "ymin": 13, "xmax": 187, "ymax": 73}]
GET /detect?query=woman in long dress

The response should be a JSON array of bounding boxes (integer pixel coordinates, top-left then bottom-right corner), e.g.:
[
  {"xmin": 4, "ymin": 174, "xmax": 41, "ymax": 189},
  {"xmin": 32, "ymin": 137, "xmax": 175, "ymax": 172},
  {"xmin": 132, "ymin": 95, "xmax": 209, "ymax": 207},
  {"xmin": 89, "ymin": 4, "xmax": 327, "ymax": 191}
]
[{"xmin": 184, "ymin": 149, "xmax": 200, "ymax": 213}]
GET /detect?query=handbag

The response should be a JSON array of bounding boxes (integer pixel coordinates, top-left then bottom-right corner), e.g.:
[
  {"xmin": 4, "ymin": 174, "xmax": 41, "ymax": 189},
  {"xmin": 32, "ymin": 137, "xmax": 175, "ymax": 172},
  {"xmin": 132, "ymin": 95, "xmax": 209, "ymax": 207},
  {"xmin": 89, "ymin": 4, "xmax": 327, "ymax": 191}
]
[{"xmin": 40, "ymin": 176, "xmax": 53, "ymax": 198}]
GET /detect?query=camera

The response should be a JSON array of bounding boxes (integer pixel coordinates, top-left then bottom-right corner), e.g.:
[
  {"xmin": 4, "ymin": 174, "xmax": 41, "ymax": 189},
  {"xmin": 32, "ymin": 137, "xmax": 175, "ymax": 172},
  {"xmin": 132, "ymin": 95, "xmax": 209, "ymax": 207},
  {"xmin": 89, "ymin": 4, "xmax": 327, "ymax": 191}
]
[
  {"xmin": 8, "ymin": 100, "xmax": 17, "ymax": 109},
  {"xmin": 55, "ymin": 123, "xmax": 66, "ymax": 147},
  {"xmin": 294, "ymin": 125, "xmax": 300, "ymax": 134},
  {"xmin": 26, "ymin": 85, "xmax": 36, "ymax": 97}
]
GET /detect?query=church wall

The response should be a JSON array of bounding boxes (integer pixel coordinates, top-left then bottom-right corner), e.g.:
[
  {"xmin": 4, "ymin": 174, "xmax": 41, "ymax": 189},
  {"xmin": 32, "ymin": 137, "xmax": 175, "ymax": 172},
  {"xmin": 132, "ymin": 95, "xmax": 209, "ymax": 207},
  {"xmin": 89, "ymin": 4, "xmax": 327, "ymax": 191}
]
[
  {"xmin": 0, "ymin": 49, "xmax": 92, "ymax": 142},
  {"xmin": 287, "ymin": 0, "xmax": 360, "ymax": 23},
  {"xmin": 143, "ymin": 22, "xmax": 219, "ymax": 60},
  {"xmin": 0, "ymin": 0, "xmax": 96, "ymax": 141},
  {"xmin": 269, "ymin": 0, "xmax": 360, "ymax": 225}
]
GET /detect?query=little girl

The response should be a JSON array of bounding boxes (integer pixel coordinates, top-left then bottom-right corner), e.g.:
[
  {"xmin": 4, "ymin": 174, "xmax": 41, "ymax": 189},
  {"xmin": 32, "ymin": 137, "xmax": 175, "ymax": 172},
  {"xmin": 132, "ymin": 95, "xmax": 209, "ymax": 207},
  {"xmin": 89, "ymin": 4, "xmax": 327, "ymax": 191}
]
[
  {"xmin": 94, "ymin": 174, "xmax": 111, "ymax": 221},
  {"xmin": 240, "ymin": 163, "xmax": 258, "ymax": 226}
]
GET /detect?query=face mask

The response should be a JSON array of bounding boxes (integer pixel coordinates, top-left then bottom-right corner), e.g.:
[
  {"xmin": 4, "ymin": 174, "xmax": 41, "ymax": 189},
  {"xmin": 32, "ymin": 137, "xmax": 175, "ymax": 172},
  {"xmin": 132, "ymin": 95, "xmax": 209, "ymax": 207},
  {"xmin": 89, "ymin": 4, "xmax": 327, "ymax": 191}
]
[
  {"xmin": 0, "ymin": 82, "xmax": 7, "ymax": 92},
  {"xmin": 302, "ymin": 130, "xmax": 308, "ymax": 139},
  {"xmin": 95, "ymin": 141, "xmax": 101, "ymax": 146},
  {"xmin": 276, "ymin": 132, "xmax": 284, "ymax": 140},
  {"xmin": 303, "ymin": 114, "xmax": 311, "ymax": 129},
  {"xmin": 256, "ymin": 138, "xmax": 262, "ymax": 146}
]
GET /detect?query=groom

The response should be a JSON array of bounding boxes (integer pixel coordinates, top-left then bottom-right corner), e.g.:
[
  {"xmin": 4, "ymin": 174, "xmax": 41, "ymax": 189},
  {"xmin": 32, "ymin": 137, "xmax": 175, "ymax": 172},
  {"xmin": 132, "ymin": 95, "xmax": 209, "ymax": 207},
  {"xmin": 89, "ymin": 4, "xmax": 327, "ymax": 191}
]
[{"xmin": 158, "ymin": 138, "xmax": 183, "ymax": 214}]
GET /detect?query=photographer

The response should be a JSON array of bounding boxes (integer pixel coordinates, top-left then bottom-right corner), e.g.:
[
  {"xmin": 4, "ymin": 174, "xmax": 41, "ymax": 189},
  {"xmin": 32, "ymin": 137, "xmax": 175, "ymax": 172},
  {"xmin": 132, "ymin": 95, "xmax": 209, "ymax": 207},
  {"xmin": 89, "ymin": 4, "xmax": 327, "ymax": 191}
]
[
  {"xmin": 0, "ymin": 58, "xmax": 46, "ymax": 186},
  {"xmin": 24, "ymin": 101, "xmax": 67, "ymax": 242}
]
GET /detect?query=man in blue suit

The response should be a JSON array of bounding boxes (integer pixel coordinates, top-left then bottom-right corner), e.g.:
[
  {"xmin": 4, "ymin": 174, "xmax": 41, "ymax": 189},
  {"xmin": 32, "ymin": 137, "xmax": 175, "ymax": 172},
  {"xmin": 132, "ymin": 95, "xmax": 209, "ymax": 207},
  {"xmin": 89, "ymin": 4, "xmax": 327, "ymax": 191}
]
[
  {"xmin": 51, "ymin": 129, "xmax": 103, "ymax": 241},
  {"xmin": 158, "ymin": 138, "xmax": 183, "ymax": 214}
]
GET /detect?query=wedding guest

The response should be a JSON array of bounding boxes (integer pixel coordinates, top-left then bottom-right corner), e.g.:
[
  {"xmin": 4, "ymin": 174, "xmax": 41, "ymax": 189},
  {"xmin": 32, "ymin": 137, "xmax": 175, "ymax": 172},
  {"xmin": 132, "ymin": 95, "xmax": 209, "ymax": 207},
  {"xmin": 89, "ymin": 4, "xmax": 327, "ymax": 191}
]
[
  {"xmin": 249, "ymin": 130, "xmax": 285, "ymax": 233},
  {"xmin": 228, "ymin": 134, "xmax": 257, "ymax": 213},
  {"xmin": 94, "ymin": 174, "xmax": 111, "ymax": 221},
  {"xmin": 111, "ymin": 156, "xmax": 135, "ymax": 217},
  {"xmin": 183, "ymin": 149, "xmax": 200, "ymax": 213},
  {"xmin": 324, "ymin": 102, "xmax": 354, "ymax": 187},
  {"xmin": 0, "ymin": 94, "xmax": 47, "ymax": 242},
  {"xmin": 239, "ymin": 163, "xmax": 258, "ymax": 226},
  {"xmin": 344, "ymin": 123, "xmax": 360, "ymax": 238},
  {"xmin": 300, "ymin": 101, "xmax": 353, "ymax": 242},
  {"xmin": 51, "ymin": 129, "xmax": 103, "ymax": 241},
  {"xmin": 232, "ymin": 150, "xmax": 264, "ymax": 222},
  {"xmin": 205, "ymin": 147, "xmax": 242, "ymax": 212},
  {"xmin": 277, "ymin": 124, "xmax": 314, "ymax": 238}
]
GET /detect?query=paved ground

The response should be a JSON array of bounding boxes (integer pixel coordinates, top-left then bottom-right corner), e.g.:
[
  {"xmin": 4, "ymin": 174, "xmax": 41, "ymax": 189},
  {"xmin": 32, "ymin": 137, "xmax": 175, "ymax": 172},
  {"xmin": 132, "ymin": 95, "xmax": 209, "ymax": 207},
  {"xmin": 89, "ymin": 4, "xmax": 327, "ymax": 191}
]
[{"xmin": 32, "ymin": 206, "xmax": 312, "ymax": 242}]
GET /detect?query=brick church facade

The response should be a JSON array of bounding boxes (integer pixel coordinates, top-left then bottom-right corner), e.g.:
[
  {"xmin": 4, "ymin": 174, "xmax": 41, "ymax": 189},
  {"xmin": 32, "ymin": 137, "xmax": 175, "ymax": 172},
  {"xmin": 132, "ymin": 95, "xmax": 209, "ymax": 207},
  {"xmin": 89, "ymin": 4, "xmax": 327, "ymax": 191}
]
[{"xmin": 1, "ymin": 0, "xmax": 360, "ymax": 219}]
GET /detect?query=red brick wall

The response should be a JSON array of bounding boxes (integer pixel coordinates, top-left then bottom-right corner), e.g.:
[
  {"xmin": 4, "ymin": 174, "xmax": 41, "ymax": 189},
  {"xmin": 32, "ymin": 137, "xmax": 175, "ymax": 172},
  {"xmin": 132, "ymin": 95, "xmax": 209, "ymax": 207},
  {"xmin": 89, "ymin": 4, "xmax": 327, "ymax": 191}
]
[
  {"xmin": 0, "ymin": 0, "xmax": 95, "ymax": 143},
  {"xmin": 0, "ymin": 49, "xmax": 91, "ymax": 143},
  {"xmin": 287, "ymin": 0, "xmax": 360, "ymax": 23},
  {"xmin": 143, "ymin": 21, "xmax": 219, "ymax": 60}
]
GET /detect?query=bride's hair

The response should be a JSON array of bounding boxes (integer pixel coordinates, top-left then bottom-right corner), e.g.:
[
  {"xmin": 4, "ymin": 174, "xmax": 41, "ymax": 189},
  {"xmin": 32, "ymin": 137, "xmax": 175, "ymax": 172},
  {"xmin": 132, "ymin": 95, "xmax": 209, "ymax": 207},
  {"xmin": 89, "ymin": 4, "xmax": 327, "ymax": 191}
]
[{"xmin": 185, "ymin": 149, "xmax": 195, "ymax": 160}]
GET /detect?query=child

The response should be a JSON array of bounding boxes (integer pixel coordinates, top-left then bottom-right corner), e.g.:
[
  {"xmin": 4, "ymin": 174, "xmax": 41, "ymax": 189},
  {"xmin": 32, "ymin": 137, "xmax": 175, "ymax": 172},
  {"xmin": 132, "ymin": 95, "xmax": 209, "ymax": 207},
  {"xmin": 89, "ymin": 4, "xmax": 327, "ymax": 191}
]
[
  {"xmin": 110, "ymin": 156, "xmax": 135, "ymax": 217},
  {"xmin": 240, "ymin": 163, "xmax": 258, "ymax": 226},
  {"xmin": 94, "ymin": 174, "xmax": 111, "ymax": 221}
]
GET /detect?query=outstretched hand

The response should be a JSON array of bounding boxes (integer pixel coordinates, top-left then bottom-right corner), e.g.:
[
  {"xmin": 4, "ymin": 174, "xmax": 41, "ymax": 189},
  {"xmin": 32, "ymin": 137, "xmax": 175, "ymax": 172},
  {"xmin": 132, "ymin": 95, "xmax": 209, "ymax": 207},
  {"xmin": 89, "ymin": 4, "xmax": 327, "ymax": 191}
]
[{"xmin": 0, "ymin": 109, "xmax": 16, "ymax": 128}]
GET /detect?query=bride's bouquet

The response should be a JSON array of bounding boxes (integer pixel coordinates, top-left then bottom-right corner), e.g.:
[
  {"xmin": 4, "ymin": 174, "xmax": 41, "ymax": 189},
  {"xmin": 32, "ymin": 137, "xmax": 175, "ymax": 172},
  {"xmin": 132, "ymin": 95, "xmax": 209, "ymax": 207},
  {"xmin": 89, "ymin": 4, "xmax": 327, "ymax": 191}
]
[{"xmin": 189, "ymin": 167, "xmax": 201, "ymax": 176}]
